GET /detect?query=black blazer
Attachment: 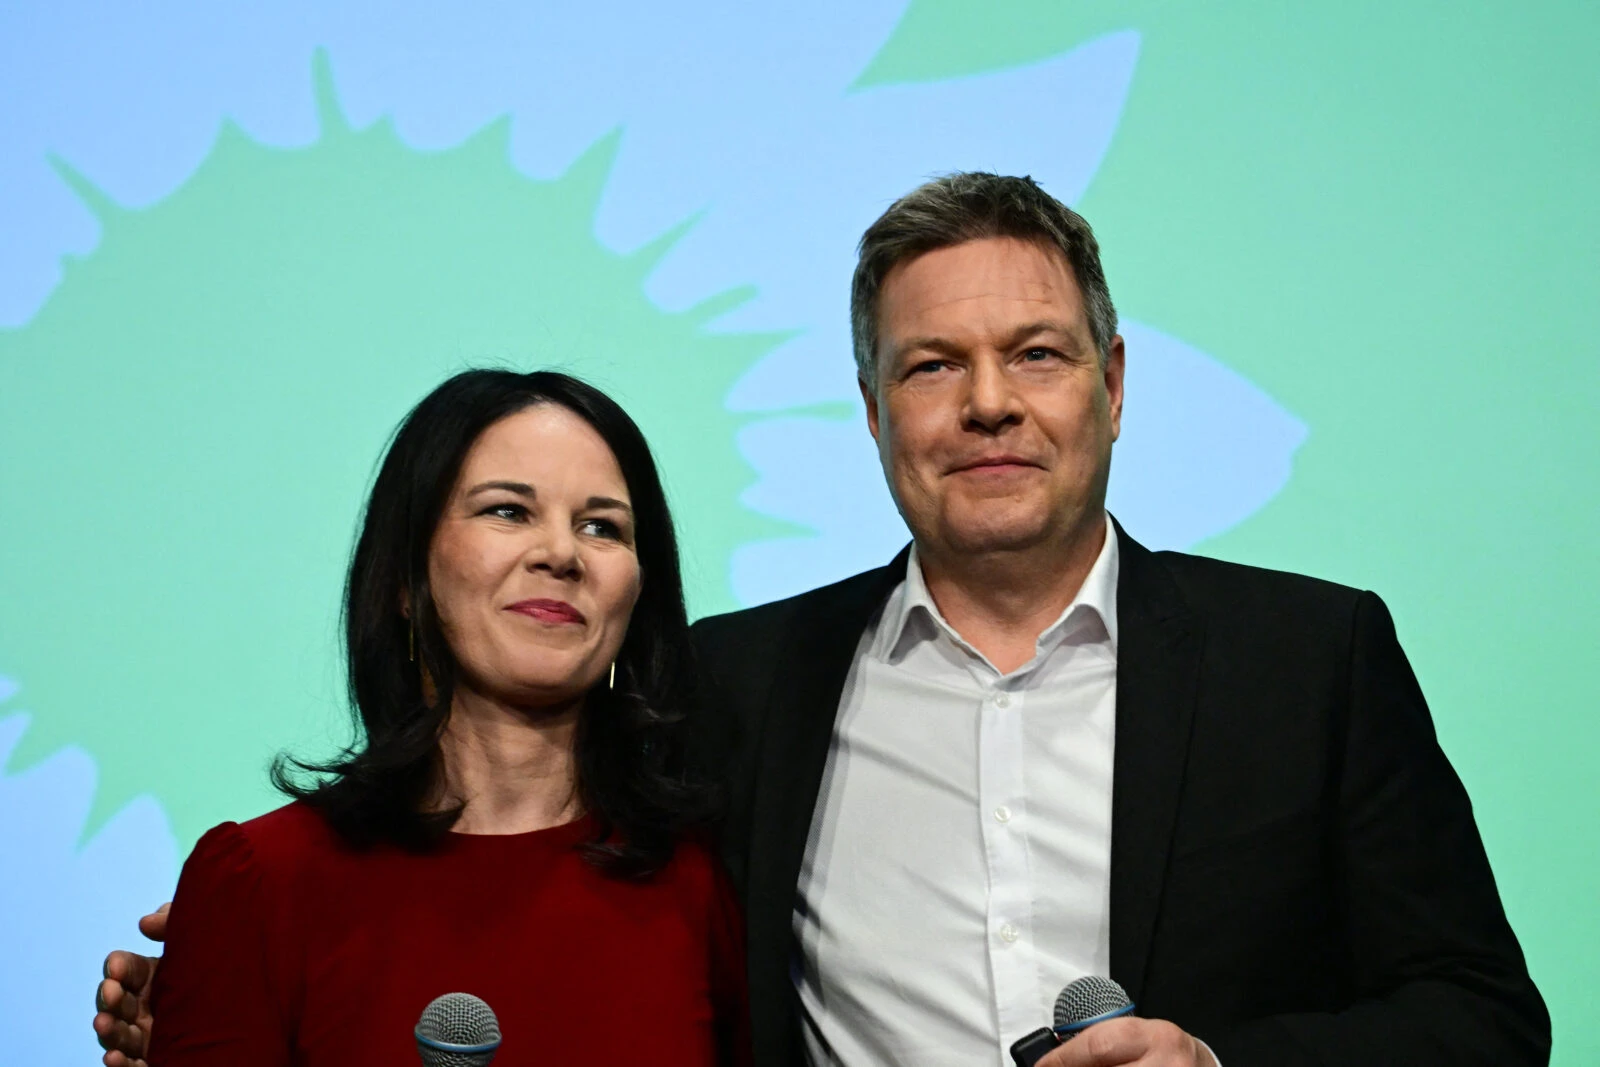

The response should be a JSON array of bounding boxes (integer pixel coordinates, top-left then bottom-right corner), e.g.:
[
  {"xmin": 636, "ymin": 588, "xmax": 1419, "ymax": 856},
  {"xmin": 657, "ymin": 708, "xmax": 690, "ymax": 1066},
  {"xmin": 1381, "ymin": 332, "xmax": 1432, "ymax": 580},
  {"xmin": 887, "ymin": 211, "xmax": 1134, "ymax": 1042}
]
[{"xmin": 689, "ymin": 523, "xmax": 1549, "ymax": 1066}]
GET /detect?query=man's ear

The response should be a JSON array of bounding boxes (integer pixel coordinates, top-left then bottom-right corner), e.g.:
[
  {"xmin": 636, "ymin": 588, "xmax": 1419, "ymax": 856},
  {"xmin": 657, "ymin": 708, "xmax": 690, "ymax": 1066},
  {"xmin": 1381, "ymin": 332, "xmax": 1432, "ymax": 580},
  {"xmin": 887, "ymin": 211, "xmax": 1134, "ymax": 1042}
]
[
  {"xmin": 1104, "ymin": 334, "xmax": 1126, "ymax": 442},
  {"xmin": 859, "ymin": 375, "xmax": 882, "ymax": 443}
]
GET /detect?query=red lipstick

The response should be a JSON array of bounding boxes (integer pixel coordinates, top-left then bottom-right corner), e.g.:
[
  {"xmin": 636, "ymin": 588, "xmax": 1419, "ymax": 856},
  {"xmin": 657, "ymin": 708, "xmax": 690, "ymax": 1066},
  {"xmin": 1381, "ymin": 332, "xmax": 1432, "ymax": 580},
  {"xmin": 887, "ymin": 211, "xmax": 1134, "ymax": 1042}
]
[{"xmin": 506, "ymin": 599, "xmax": 587, "ymax": 625}]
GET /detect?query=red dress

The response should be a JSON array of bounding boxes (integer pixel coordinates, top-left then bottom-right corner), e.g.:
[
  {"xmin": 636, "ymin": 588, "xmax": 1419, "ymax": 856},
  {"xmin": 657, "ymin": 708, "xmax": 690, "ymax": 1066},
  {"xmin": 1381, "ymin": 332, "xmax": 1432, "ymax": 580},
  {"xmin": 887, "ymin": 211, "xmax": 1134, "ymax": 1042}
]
[{"xmin": 147, "ymin": 802, "xmax": 749, "ymax": 1066}]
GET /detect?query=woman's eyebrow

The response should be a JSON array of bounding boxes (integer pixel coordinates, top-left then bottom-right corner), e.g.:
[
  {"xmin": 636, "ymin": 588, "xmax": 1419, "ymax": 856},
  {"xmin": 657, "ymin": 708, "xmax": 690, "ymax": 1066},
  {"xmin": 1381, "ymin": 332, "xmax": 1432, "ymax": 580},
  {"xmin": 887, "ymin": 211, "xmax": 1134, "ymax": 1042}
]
[
  {"xmin": 585, "ymin": 496, "xmax": 633, "ymax": 515},
  {"xmin": 465, "ymin": 480, "xmax": 535, "ymax": 498}
]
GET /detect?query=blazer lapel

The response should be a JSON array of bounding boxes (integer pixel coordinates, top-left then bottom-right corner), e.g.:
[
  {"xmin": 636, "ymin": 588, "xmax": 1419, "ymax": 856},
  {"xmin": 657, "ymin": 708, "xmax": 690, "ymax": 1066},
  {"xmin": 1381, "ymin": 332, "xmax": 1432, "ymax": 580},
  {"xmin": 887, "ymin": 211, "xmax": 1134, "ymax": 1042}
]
[
  {"xmin": 743, "ymin": 548, "xmax": 910, "ymax": 1059},
  {"xmin": 1109, "ymin": 522, "xmax": 1205, "ymax": 1002}
]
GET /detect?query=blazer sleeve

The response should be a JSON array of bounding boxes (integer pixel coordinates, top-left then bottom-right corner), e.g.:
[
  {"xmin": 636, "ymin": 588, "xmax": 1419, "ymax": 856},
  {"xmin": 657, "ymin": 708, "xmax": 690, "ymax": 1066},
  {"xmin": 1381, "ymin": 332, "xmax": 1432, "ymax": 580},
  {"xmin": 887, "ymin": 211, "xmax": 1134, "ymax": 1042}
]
[
  {"xmin": 147, "ymin": 822, "xmax": 292, "ymax": 1067},
  {"xmin": 1207, "ymin": 592, "xmax": 1550, "ymax": 1066}
]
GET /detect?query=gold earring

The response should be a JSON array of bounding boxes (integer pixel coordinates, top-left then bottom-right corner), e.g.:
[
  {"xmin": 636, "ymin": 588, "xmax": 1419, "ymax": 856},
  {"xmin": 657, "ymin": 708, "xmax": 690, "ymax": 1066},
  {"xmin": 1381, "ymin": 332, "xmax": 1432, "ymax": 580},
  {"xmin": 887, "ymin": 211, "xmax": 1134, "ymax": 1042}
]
[
  {"xmin": 408, "ymin": 623, "xmax": 416, "ymax": 663},
  {"xmin": 608, "ymin": 661, "xmax": 616, "ymax": 690}
]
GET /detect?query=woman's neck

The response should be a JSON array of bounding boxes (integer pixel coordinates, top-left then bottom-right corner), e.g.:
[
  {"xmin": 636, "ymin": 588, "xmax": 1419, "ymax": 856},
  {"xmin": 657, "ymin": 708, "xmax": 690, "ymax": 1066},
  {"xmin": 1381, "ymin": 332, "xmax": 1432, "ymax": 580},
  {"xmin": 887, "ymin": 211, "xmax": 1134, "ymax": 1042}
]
[{"xmin": 435, "ymin": 687, "xmax": 584, "ymax": 835}]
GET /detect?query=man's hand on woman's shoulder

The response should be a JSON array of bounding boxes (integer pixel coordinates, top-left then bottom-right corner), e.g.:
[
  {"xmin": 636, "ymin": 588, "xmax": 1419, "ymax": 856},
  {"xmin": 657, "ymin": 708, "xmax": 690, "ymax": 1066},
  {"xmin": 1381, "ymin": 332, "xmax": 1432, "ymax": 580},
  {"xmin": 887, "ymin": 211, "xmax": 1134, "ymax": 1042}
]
[{"xmin": 92, "ymin": 904, "xmax": 168, "ymax": 1066}]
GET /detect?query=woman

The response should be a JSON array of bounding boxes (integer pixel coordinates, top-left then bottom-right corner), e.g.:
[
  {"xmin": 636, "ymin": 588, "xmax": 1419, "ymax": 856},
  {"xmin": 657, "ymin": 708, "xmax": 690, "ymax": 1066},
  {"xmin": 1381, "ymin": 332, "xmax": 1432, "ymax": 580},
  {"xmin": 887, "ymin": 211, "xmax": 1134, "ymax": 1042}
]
[{"xmin": 134, "ymin": 369, "xmax": 747, "ymax": 1065}]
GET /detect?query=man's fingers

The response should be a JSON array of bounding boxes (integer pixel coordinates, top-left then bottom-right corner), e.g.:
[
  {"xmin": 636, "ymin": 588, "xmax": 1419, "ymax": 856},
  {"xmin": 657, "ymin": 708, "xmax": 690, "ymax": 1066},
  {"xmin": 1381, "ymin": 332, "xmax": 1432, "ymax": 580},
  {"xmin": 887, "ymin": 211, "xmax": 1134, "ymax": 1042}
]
[
  {"xmin": 137, "ymin": 902, "xmax": 171, "ymax": 942},
  {"xmin": 93, "ymin": 1009, "xmax": 117, "ymax": 1049},
  {"xmin": 116, "ymin": 983, "xmax": 142, "ymax": 1023},
  {"xmin": 92, "ymin": 1014, "xmax": 145, "ymax": 1057},
  {"xmin": 95, "ymin": 976, "xmax": 145, "ymax": 1024},
  {"xmin": 92, "ymin": 1013, "xmax": 139, "ymax": 1048},
  {"xmin": 98, "ymin": 944, "xmax": 157, "ymax": 1062},
  {"xmin": 104, "ymin": 950, "xmax": 156, "ymax": 991},
  {"xmin": 1040, "ymin": 1017, "xmax": 1212, "ymax": 1067},
  {"xmin": 1039, "ymin": 1017, "xmax": 1148, "ymax": 1066},
  {"xmin": 95, "ymin": 977, "xmax": 139, "ymax": 1021}
]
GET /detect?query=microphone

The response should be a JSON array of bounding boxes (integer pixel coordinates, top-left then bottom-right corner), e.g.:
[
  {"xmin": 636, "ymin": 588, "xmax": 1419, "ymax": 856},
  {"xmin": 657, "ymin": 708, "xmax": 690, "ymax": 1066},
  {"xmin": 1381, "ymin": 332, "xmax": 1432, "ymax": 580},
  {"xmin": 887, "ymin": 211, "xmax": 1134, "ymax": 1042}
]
[
  {"xmin": 415, "ymin": 992, "xmax": 503, "ymax": 1067},
  {"xmin": 1010, "ymin": 975, "xmax": 1136, "ymax": 1067}
]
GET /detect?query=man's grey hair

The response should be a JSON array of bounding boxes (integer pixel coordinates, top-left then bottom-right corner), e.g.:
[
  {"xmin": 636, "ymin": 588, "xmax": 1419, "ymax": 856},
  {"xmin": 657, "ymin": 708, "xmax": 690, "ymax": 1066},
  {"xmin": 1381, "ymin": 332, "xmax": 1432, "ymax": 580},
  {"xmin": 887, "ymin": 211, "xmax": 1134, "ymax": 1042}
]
[{"xmin": 850, "ymin": 172, "xmax": 1118, "ymax": 386}]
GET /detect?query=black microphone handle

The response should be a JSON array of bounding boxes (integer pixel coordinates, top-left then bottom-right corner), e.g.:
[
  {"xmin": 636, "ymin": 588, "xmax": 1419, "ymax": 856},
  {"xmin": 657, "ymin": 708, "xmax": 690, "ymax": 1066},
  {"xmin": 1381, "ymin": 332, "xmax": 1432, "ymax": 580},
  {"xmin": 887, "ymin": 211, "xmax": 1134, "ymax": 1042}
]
[{"xmin": 1010, "ymin": 1026, "xmax": 1062, "ymax": 1067}]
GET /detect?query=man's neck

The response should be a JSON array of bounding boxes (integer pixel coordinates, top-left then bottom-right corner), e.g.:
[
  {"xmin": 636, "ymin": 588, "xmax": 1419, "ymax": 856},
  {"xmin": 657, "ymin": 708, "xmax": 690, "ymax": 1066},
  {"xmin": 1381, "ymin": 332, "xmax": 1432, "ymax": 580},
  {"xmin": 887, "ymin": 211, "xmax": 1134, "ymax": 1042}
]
[{"xmin": 917, "ymin": 513, "xmax": 1108, "ymax": 674}]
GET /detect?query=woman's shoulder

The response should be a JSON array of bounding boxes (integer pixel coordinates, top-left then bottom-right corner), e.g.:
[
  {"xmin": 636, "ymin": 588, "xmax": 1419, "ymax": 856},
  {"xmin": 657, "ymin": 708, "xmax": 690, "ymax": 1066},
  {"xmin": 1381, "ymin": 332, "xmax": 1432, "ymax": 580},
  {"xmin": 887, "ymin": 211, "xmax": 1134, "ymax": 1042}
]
[
  {"xmin": 236, "ymin": 798, "xmax": 338, "ymax": 841},
  {"xmin": 190, "ymin": 800, "xmax": 347, "ymax": 884},
  {"xmin": 665, "ymin": 830, "xmax": 722, "ymax": 875},
  {"xmin": 648, "ymin": 831, "xmax": 738, "ymax": 911},
  {"xmin": 238, "ymin": 798, "xmax": 343, "ymax": 849}
]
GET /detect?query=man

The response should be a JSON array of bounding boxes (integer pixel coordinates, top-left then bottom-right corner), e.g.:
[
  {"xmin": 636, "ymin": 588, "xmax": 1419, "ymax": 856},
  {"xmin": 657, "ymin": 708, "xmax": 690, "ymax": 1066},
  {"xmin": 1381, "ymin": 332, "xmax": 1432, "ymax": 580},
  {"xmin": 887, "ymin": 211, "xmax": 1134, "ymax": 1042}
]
[{"xmin": 97, "ymin": 174, "xmax": 1548, "ymax": 1066}]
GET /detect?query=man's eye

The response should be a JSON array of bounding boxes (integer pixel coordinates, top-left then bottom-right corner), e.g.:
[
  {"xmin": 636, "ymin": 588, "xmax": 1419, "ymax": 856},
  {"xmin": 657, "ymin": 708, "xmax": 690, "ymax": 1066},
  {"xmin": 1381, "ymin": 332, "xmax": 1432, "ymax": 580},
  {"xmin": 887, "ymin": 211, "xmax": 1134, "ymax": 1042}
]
[
  {"xmin": 909, "ymin": 359, "xmax": 947, "ymax": 375},
  {"xmin": 1021, "ymin": 347, "xmax": 1060, "ymax": 362}
]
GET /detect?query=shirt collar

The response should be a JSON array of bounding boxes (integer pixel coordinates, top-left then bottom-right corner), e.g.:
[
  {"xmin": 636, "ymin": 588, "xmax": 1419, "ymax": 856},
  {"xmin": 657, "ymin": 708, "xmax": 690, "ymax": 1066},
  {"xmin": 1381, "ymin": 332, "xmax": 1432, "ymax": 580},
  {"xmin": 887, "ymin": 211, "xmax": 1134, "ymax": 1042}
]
[{"xmin": 876, "ymin": 513, "xmax": 1121, "ymax": 665}]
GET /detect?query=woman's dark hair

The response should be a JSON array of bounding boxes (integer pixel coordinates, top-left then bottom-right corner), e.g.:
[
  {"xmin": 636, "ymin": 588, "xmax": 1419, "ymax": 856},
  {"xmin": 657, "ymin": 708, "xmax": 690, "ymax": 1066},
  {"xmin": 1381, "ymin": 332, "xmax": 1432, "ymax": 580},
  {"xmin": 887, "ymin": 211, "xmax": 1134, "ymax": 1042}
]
[{"xmin": 273, "ymin": 369, "xmax": 708, "ymax": 877}]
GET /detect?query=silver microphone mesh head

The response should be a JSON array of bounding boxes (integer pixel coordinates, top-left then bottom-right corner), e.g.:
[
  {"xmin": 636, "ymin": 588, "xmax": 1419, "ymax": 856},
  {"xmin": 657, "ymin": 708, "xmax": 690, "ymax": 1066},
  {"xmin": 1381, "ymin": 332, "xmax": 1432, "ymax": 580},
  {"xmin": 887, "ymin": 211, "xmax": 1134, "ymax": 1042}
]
[
  {"xmin": 415, "ymin": 992, "xmax": 502, "ymax": 1067},
  {"xmin": 1054, "ymin": 975, "xmax": 1133, "ymax": 1030}
]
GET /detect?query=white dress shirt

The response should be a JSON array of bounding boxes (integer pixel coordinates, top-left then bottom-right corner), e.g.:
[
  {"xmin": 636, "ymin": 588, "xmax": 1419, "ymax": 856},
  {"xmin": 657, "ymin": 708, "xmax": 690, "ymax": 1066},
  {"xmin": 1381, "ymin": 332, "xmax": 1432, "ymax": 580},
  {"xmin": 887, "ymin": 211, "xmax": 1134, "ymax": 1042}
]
[{"xmin": 794, "ymin": 521, "xmax": 1121, "ymax": 1066}]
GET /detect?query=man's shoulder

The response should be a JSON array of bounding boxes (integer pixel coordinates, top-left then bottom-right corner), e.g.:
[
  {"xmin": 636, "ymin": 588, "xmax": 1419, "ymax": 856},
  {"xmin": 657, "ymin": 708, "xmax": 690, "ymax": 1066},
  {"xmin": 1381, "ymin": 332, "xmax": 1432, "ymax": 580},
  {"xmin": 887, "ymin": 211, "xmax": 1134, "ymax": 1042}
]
[
  {"xmin": 685, "ymin": 564, "xmax": 902, "ymax": 762},
  {"xmin": 1152, "ymin": 547, "xmax": 1362, "ymax": 601},
  {"xmin": 1141, "ymin": 545, "xmax": 1371, "ymax": 635},
  {"xmin": 691, "ymin": 560, "xmax": 901, "ymax": 648}
]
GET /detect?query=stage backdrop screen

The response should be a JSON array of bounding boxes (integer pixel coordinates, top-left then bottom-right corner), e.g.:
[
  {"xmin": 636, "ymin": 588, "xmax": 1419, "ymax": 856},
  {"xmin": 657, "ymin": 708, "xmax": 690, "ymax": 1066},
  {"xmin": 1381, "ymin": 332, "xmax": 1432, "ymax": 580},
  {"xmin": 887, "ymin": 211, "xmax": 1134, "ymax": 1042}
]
[{"xmin": 2, "ymin": 2, "xmax": 1595, "ymax": 1061}]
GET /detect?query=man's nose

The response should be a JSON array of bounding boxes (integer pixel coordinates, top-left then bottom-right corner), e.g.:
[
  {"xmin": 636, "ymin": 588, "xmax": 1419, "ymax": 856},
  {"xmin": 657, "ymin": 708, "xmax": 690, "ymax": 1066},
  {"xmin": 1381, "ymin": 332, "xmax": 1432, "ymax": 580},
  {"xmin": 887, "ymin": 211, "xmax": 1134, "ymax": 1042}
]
[{"xmin": 963, "ymin": 355, "xmax": 1025, "ymax": 432}]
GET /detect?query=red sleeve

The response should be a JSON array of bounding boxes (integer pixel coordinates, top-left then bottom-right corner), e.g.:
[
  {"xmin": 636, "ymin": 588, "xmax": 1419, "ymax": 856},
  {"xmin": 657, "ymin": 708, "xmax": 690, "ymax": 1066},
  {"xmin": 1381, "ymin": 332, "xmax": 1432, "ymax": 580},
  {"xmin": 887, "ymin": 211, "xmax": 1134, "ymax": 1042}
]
[
  {"xmin": 707, "ymin": 855, "xmax": 753, "ymax": 1067},
  {"xmin": 147, "ymin": 822, "xmax": 292, "ymax": 1067}
]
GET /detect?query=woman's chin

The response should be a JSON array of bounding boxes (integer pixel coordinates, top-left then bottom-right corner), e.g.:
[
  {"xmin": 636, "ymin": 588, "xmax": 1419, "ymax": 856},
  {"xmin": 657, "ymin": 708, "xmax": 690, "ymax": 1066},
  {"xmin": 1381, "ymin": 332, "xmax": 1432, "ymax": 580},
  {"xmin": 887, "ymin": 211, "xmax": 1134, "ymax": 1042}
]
[
  {"xmin": 453, "ymin": 669, "xmax": 597, "ymax": 715},
  {"xmin": 503, "ymin": 679, "xmax": 593, "ymax": 711}
]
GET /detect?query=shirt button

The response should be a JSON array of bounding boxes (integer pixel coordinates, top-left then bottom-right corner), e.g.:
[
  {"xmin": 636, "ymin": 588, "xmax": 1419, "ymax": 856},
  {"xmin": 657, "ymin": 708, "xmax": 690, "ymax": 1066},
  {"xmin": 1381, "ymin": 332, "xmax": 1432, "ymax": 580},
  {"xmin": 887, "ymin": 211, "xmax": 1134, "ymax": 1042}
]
[
  {"xmin": 994, "ymin": 693, "xmax": 1011, "ymax": 708},
  {"xmin": 994, "ymin": 805, "xmax": 1012, "ymax": 823},
  {"xmin": 999, "ymin": 923, "xmax": 1020, "ymax": 943}
]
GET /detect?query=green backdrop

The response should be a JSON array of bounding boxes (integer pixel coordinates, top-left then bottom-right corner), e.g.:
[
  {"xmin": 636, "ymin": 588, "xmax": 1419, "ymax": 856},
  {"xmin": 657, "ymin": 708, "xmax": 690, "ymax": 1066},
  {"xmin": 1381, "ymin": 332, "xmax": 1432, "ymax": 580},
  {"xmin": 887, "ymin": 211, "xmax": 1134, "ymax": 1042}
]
[{"xmin": 0, "ymin": 2, "xmax": 1594, "ymax": 1060}]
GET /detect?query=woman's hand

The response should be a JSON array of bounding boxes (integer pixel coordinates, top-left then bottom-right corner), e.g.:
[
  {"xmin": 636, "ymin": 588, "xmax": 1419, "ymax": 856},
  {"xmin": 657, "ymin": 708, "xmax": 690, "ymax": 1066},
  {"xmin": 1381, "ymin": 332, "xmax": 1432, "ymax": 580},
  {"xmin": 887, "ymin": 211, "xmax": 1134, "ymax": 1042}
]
[{"xmin": 92, "ymin": 903, "xmax": 168, "ymax": 1066}]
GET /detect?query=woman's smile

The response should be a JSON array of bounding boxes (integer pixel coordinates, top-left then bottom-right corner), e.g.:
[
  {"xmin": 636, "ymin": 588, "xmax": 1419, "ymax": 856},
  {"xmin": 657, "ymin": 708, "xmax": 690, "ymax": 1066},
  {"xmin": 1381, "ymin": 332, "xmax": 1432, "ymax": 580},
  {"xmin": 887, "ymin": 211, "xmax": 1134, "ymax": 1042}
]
[{"xmin": 505, "ymin": 598, "xmax": 587, "ymax": 625}]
